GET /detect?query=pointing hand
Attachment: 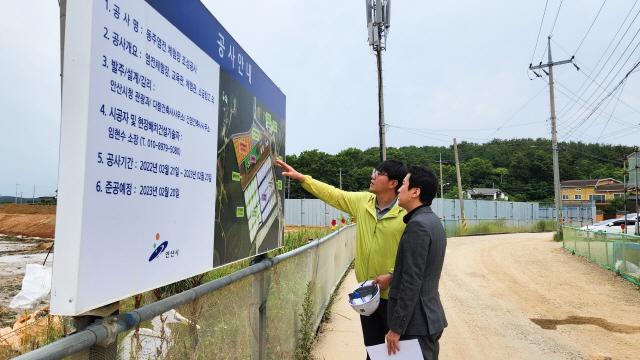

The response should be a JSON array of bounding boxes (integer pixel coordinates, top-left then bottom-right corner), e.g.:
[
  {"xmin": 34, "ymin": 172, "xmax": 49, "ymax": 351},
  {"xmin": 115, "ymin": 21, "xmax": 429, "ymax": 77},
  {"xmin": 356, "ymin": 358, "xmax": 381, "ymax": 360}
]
[{"xmin": 275, "ymin": 160, "xmax": 306, "ymax": 182}]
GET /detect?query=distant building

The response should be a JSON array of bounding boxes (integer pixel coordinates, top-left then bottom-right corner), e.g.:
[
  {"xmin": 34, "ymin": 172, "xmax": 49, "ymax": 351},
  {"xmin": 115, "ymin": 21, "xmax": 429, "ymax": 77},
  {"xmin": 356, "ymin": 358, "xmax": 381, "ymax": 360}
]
[
  {"xmin": 560, "ymin": 178, "xmax": 628, "ymax": 220},
  {"xmin": 37, "ymin": 196, "xmax": 57, "ymax": 205},
  {"xmin": 466, "ymin": 188, "xmax": 508, "ymax": 201},
  {"xmin": 560, "ymin": 178, "xmax": 623, "ymax": 205}
]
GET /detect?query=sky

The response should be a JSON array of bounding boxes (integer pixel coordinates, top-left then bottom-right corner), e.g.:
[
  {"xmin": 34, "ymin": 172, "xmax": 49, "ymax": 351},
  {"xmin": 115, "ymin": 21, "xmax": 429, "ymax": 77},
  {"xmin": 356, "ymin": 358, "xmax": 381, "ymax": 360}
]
[{"xmin": 1, "ymin": 0, "xmax": 640, "ymax": 197}]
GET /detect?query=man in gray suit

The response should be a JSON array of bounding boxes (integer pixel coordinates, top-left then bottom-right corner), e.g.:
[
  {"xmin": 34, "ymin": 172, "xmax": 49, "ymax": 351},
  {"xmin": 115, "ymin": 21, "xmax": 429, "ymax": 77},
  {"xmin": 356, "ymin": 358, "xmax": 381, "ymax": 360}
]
[{"xmin": 385, "ymin": 166, "xmax": 447, "ymax": 359}]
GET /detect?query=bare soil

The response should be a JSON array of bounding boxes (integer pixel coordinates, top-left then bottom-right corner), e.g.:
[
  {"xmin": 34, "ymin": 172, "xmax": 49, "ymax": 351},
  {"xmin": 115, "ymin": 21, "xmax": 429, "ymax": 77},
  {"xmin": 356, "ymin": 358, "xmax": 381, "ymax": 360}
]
[
  {"xmin": 313, "ymin": 233, "xmax": 640, "ymax": 360},
  {"xmin": 0, "ymin": 205, "xmax": 56, "ymax": 239},
  {"xmin": 0, "ymin": 205, "xmax": 56, "ymax": 215}
]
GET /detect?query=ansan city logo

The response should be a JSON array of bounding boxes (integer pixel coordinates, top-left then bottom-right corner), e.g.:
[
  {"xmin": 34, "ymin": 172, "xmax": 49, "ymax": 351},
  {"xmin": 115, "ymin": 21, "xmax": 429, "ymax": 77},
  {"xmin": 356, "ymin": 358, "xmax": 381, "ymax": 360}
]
[{"xmin": 148, "ymin": 232, "xmax": 169, "ymax": 262}]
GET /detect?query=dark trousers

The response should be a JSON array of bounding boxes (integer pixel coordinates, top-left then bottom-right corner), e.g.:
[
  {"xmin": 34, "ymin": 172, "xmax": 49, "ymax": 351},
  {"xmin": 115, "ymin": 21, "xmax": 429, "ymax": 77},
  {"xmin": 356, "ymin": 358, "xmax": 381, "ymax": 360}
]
[
  {"xmin": 359, "ymin": 299, "xmax": 388, "ymax": 360},
  {"xmin": 400, "ymin": 331, "xmax": 443, "ymax": 360}
]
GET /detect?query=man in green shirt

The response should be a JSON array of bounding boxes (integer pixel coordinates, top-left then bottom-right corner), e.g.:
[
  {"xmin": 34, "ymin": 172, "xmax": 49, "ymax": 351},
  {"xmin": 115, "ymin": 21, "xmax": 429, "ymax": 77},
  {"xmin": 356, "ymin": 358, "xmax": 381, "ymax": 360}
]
[{"xmin": 276, "ymin": 159, "xmax": 407, "ymax": 356}]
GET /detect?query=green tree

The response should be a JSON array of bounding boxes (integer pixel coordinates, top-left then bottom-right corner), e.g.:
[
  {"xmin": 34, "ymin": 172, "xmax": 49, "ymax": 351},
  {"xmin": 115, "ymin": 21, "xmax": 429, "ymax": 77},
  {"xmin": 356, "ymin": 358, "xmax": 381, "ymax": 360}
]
[{"xmin": 284, "ymin": 139, "xmax": 633, "ymax": 202}]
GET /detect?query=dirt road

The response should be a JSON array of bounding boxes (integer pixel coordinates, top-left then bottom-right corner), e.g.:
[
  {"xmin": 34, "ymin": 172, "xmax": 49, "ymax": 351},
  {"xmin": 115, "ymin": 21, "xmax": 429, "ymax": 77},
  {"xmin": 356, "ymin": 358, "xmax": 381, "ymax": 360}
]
[{"xmin": 314, "ymin": 233, "xmax": 640, "ymax": 359}]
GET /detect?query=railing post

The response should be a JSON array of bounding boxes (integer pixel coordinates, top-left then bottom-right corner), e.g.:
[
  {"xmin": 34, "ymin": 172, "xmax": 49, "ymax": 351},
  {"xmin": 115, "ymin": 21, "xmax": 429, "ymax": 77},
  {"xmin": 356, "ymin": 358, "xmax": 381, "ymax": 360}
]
[
  {"xmin": 605, "ymin": 236, "xmax": 610, "ymax": 268},
  {"xmin": 250, "ymin": 256, "xmax": 270, "ymax": 360},
  {"xmin": 587, "ymin": 230, "xmax": 591, "ymax": 260},
  {"xmin": 621, "ymin": 235, "xmax": 627, "ymax": 274},
  {"xmin": 70, "ymin": 303, "xmax": 119, "ymax": 360}
]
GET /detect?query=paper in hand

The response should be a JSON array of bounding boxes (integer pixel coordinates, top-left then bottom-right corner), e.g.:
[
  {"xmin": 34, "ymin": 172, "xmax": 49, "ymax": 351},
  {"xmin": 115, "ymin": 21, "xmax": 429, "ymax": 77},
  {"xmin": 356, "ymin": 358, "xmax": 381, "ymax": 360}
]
[{"xmin": 365, "ymin": 339, "xmax": 422, "ymax": 359}]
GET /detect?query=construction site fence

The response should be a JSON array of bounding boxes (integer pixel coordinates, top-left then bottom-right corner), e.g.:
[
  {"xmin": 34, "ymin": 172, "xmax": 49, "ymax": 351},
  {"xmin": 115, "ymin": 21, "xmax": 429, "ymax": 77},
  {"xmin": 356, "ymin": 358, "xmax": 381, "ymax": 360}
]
[
  {"xmin": 562, "ymin": 226, "xmax": 640, "ymax": 286},
  {"xmin": 285, "ymin": 198, "xmax": 572, "ymax": 228},
  {"xmin": 15, "ymin": 225, "xmax": 356, "ymax": 360},
  {"xmin": 538, "ymin": 203, "xmax": 597, "ymax": 227}
]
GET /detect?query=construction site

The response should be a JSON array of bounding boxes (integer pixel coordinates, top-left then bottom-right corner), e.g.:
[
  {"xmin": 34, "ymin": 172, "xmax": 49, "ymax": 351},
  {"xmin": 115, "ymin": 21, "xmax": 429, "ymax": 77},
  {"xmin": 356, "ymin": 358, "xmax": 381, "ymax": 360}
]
[
  {"xmin": 0, "ymin": 204, "xmax": 639, "ymax": 359},
  {"xmin": 3, "ymin": 0, "xmax": 640, "ymax": 359}
]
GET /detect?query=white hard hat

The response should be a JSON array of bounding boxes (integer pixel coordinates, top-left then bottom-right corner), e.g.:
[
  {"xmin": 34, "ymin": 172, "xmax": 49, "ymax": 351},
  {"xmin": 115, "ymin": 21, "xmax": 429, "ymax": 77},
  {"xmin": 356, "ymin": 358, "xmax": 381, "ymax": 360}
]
[{"xmin": 348, "ymin": 280, "xmax": 380, "ymax": 316}]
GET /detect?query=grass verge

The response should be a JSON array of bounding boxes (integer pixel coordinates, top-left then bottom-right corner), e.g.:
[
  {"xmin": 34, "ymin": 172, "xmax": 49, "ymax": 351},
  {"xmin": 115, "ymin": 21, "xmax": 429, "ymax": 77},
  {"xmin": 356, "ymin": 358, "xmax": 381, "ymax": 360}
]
[{"xmin": 448, "ymin": 219, "xmax": 556, "ymax": 237}]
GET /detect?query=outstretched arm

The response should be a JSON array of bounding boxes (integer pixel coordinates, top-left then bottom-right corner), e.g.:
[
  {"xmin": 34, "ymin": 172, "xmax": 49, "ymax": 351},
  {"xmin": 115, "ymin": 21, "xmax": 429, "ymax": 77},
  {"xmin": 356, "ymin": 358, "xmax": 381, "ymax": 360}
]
[{"xmin": 275, "ymin": 159, "xmax": 367, "ymax": 215}]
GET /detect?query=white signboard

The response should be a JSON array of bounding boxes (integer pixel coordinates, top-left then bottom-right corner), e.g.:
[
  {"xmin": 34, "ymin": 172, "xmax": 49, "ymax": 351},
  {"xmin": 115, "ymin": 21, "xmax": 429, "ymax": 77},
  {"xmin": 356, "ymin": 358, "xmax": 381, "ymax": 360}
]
[{"xmin": 52, "ymin": 0, "xmax": 220, "ymax": 315}]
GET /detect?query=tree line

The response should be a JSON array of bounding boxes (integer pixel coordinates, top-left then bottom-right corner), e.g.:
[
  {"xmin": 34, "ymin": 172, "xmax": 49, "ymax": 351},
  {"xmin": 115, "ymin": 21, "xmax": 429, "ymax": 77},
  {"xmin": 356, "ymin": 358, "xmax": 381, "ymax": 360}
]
[{"xmin": 284, "ymin": 138, "xmax": 635, "ymax": 202}]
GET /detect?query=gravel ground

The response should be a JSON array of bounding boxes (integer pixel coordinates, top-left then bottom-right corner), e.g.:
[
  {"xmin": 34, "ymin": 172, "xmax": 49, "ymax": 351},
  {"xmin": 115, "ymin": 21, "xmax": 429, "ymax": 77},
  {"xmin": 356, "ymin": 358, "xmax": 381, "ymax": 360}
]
[{"xmin": 313, "ymin": 233, "xmax": 640, "ymax": 360}]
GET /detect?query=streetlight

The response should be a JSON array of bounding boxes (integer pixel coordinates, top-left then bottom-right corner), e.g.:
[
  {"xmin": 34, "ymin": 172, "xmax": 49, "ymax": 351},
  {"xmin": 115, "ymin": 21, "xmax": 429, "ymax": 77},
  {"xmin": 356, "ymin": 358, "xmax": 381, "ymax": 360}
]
[{"xmin": 366, "ymin": 0, "xmax": 391, "ymax": 161}]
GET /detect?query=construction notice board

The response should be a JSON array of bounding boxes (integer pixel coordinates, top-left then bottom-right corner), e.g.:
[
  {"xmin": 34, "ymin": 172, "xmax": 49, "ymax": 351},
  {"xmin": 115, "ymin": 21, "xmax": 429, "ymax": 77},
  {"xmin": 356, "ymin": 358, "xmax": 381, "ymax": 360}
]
[{"xmin": 52, "ymin": 0, "xmax": 286, "ymax": 315}]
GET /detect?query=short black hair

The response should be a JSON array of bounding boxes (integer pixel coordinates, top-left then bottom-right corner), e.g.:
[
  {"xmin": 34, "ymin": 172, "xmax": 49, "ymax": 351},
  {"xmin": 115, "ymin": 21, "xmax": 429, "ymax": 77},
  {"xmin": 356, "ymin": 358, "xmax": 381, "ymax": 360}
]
[
  {"xmin": 407, "ymin": 165, "xmax": 438, "ymax": 206},
  {"xmin": 376, "ymin": 160, "xmax": 408, "ymax": 191}
]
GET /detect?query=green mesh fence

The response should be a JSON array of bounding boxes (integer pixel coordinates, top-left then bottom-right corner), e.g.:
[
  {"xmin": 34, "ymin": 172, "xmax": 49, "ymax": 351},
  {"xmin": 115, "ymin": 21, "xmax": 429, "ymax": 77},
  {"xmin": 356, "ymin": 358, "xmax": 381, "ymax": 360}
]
[{"xmin": 563, "ymin": 226, "xmax": 640, "ymax": 286}]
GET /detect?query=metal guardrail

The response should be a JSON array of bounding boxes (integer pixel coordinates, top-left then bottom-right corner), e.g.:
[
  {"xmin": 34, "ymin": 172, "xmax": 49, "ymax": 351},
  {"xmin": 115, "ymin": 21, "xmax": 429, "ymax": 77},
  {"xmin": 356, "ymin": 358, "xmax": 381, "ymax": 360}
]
[{"xmin": 15, "ymin": 225, "xmax": 355, "ymax": 360}]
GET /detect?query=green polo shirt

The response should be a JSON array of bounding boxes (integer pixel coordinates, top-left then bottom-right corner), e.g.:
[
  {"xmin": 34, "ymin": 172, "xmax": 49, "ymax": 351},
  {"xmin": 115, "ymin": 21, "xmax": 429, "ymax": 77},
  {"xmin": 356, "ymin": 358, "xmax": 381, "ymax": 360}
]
[{"xmin": 301, "ymin": 176, "xmax": 406, "ymax": 299}]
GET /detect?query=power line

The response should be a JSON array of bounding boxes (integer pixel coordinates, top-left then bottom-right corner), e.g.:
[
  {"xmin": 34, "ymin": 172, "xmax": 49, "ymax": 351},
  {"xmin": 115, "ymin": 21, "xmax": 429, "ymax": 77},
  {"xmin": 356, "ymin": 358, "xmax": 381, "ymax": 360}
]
[
  {"xmin": 386, "ymin": 124, "xmax": 490, "ymax": 143},
  {"xmin": 568, "ymin": 88, "xmax": 623, "ymax": 141},
  {"xmin": 387, "ymin": 119, "xmax": 542, "ymax": 134},
  {"xmin": 570, "ymin": 58, "xmax": 640, "ymax": 117},
  {"xmin": 558, "ymin": 23, "xmax": 640, "ymax": 138},
  {"xmin": 489, "ymin": 84, "xmax": 547, "ymax": 137},
  {"xmin": 583, "ymin": 58, "xmax": 640, "ymax": 123},
  {"xmin": 530, "ymin": 0, "xmax": 551, "ymax": 64},
  {"xmin": 551, "ymin": 79, "xmax": 632, "ymax": 129},
  {"xmin": 548, "ymin": 0, "xmax": 565, "ymax": 37},
  {"xmin": 554, "ymin": 2, "xmax": 640, "ymax": 130},
  {"xmin": 558, "ymin": 144, "xmax": 626, "ymax": 166},
  {"xmin": 574, "ymin": 0, "xmax": 608, "ymax": 56},
  {"xmin": 599, "ymin": 124, "xmax": 640, "ymax": 143},
  {"xmin": 537, "ymin": 75, "xmax": 635, "ymax": 144},
  {"xmin": 596, "ymin": 81, "xmax": 625, "ymax": 142},
  {"xmin": 553, "ymin": 82, "xmax": 631, "ymax": 142},
  {"xmin": 386, "ymin": 125, "xmax": 454, "ymax": 144},
  {"xmin": 563, "ymin": 40, "xmax": 640, "ymax": 140},
  {"xmin": 384, "ymin": 84, "xmax": 546, "ymax": 141}
]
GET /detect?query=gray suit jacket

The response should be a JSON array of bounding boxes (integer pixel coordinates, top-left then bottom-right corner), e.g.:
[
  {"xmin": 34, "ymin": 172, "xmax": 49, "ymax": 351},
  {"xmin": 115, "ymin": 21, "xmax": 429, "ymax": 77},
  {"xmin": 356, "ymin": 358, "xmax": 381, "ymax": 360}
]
[{"xmin": 388, "ymin": 205, "xmax": 447, "ymax": 336}]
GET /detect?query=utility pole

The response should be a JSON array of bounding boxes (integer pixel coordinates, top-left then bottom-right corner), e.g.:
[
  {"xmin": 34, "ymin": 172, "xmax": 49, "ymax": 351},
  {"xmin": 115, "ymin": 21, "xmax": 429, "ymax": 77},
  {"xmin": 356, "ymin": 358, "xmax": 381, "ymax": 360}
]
[
  {"xmin": 624, "ymin": 159, "xmax": 628, "ymax": 234},
  {"xmin": 32, "ymin": 185, "xmax": 35, "ymax": 205},
  {"xmin": 366, "ymin": 0, "xmax": 391, "ymax": 161},
  {"xmin": 529, "ymin": 36, "xmax": 577, "ymax": 234},
  {"xmin": 376, "ymin": 49, "xmax": 386, "ymax": 162},
  {"xmin": 453, "ymin": 139, "xmax": 466, "ymax": 230},
  {"xmin": 339, "ymin": 168, "xmax": 343, "ymax": 190},
  {"xmin": 15, "ymin": 184, "xmax": 19, "ymax": 204},
  {"xmin": 635, "ymin": 148, "xmax": 639, "ymax": 235},
  {"xmin": 439, "ymin": 153, "xmax": 444, "ymax": 199}
]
